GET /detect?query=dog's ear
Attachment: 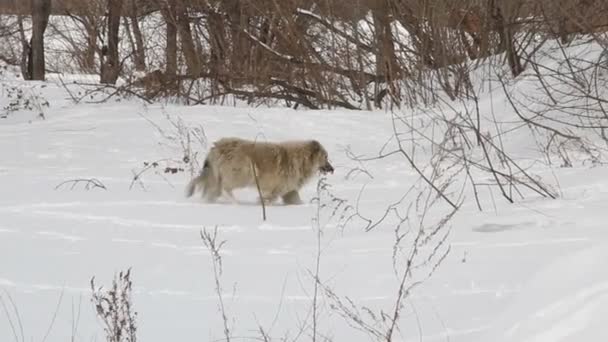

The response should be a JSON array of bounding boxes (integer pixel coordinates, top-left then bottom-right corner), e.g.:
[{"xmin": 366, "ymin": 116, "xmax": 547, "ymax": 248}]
[{"xmin": 309, "ymin": 140, "xmax": 322, "ymax": 154}]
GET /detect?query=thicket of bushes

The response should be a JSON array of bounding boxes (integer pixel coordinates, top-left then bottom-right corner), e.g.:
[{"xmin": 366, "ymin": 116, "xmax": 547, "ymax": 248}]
[{"xmin": 0, "ymin": 0, "xmax": 605, "ymax": 109}]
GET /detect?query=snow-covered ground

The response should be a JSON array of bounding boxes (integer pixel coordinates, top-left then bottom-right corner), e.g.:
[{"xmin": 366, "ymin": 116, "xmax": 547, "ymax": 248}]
[{"xmin": 2, "ymin": 53, "xmax": 608, "ymax": 342}]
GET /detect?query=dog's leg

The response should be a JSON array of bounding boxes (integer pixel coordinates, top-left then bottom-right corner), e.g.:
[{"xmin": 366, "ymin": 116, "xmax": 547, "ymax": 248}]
[
  {"xmin": 281, "ymin": 190, "xmax": 303, "ymax": 205},
  {"xmin": 257, "ymin": 196, "xmax": 273, "ymax": 205},
  {"xmin": 204, "ymin": 178, "xmax": 222, "ymax": 203},
  {"xmin": 224, "ymin": 189, "xmax": 239, "ymax": 205},
  {"xmin": 204, "ymin": 191, "xmax": 220, "ymax": 203},
  {"xmin": 260, "ymin": 196, "xmax": 278, "ymax": 205},
  {"xmin": 202, "ymin": 183, "xmax": 210, "ymax": 200},
  {"xmin": 258, "ymin": 189, "xmax": 279, "ymax": 206}
]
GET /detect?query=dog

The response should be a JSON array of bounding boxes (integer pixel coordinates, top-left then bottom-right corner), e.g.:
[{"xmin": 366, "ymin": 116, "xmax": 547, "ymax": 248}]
[{"xmin": 185, "ymin": 137, "xmax": 334, "ymax": 205}]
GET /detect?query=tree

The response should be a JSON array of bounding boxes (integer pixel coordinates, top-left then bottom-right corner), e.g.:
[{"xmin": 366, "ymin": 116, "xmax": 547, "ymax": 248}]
[
  {"xmin": 175, "ymin": 0, "xmax": 201, "ymax": 77},
  {"xmin": 100, "ymin": 0, "xmax": 122, "ymax": 84},
  {"xmin": 126, "ymin": 0, "xmax": 146, "ymax": 71},
  {"xmin": 28, "ymin": 0, "xmax": 51, "ymax": 80},
  {"xmin": 159, "ymin": 0, "xmax": 177, "ymax": 78}
]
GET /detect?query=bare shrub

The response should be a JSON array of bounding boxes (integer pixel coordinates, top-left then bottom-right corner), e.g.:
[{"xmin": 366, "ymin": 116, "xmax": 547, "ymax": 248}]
[
  {"xmin": 195, "ymin": 167, "xmax": 455, "ymax": 342},
  {"xmin": 1, "ymin": 288, "xmax": 72, "ymax": 342},
  {"xmin": 323, "ymin": 189, "xmax": 456, "ymax": 342},
  {"xmin": 48, "ymin": 0, "xmax": 108, "ymax": 74},
  {"xmin": 129, "ymin": 109, "xmax": 206, "ymax": 190},
  {"xmin": 0, "ymin": 82, "xmax": 49, "ymax": 119},
  {"xmin": 200, "ymin": 226, "xmax": 232, "ymax": 342},
  {"xmin": 90, "ymin": 268, "xmax": 138, "ymax": 342},
  {"xmin": 0, "ymin": 0, "xmax": 572, "ymax": 112},
  {"xmin": 481, "ymin": 0, "xmax": 608, "ymax": 170},
  {"xmin": 0, "ymin": 289, "xmax": 25, "ymax": 342},
  {"xmin": 500, "ymin": 40, "xmax": 608, "ymax": 166}
]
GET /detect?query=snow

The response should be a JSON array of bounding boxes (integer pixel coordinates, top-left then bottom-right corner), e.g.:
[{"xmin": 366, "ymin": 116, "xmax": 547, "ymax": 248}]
[
  {"xmin": 2, "ymin": 47, "xmax": 608, "ymax": 342},
  {"xmin": 478, "ymin": 241, "xmax": 608, "ymax": 342}
]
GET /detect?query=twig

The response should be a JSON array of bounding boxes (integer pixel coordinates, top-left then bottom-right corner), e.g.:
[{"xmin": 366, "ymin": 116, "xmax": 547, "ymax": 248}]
[
  {"xmin": 311, "ymin": 179, "xmax": 324, "ymax": 342},
  {"xmin": 71, "ymin": 295, "xmax": 83, "ymax": 342},
  {"xmin": 3, "ymin": 290, "xmax": 24, "ymax": 342},
  {"xmin": 0, "ymin": 291, "xmax": 21, "ymax": 342},
  {"xmin": 390, "ymin": 111, "xmax": 458, "ymax": 210},
  {"xmin": 42, "ymin": 289, "xmax": 65, "ymax": 342},
  {"xmin": 129, "ymin": 158, "xmax": 178, "ymax": 190},
  {"xmin": 251, "ymin": 160, "xmax": 267, "ymax": 221},
  {"xmin": 55, "ymin": 178, "xmax": 107, "ymax": 191},
  {"xmin": 57, "ymin": 76, "xmax": 81, "ymax": 104},
  {"xmin": 201, "ymin": 227, "xmax": 231, "ymax": 342}
]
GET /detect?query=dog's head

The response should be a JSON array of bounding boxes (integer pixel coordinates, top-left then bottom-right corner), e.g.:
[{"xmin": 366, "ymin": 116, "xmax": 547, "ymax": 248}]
[{"xmin": 309, "ymin": 140, "xmax": 334, "ymax": 175}]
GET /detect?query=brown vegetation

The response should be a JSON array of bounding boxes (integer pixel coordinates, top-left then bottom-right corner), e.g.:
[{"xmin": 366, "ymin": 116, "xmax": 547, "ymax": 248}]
[{"xmin": 0, "ymin": 0, "xmax": 607, "ymax": 108}]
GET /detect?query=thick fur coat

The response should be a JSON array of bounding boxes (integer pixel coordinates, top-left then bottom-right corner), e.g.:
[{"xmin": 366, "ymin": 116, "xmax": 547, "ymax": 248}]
[{"xmin": 186, "ymin": 137, "xmax": 334, "ymax": 205}]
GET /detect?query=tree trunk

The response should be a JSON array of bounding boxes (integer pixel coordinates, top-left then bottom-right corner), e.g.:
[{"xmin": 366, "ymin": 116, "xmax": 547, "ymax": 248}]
[
  {"xmin": 175, "ymin": 0, "xmax": 201, "ymax": 77},
  {"xmin": 100, "ymin": 0, "xmax": 121, "ymax": 84},
  {"xmin": 490, "ymin": 0, "xmax": 523, "ymax": 77},
  {"xmin": 128, "ymin": 0, "xmax": 146, "ymax": 71},
  {"xmin": 207, "ymin": 10, "xmax": 227, "ymax": 78},
  {"xmin": 17, "ymin": 15, "xmax": 30, "ymax": 80},
  {"xmin": 29, "ymin": 0, "xmax": 51, "ymax": 81},
  {"xmin": 161, "ymin": 2, "xmax": 177, "ymax": 77},
  {"xmin": 226, "ymin": 0, "xmax": 248, "ymax": 77},
  {"xmin": 372, "ymin": 5, "xmax": 400, "ymax": 108},
  {"xmin": 83, "ymin": 19, "xmax": 98, "ymax": 73}
]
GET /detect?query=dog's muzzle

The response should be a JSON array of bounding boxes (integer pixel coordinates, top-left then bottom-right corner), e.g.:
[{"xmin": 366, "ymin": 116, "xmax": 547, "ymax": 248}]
[{"xmin": 320, "ymin": 162, "xmax": 334, "ymax": 174}]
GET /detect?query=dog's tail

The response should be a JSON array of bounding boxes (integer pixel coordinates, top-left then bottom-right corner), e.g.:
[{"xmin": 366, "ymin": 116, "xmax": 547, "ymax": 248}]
[{"xmin": 185, "ymin": 157, "xmax": 214, "ymax": 197}]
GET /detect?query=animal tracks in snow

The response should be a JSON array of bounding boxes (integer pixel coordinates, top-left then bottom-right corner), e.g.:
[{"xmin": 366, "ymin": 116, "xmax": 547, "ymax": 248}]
[
  {"xmin": 0, "ymin": 200, "xmax": 238, "ymax": 232},
  {"xmin": 451, "ymin": 237, "xmax": 590, "ymax": 249},
  {"xmin": 36, "ymin": 230, "xmax": 86, "ymax": 242},
  {"xmin": 0, "ymin": 227, "xmax": 19, "ymax": 234},
  {"xmin": 472, "ymin": 222, "xmax": 534, "ymax": 233}
]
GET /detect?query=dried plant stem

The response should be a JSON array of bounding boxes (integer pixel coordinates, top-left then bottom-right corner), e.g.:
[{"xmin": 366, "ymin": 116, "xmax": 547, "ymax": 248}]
[{"xmin": 251, "ymin": 160, "xmax": 267, "ymax": 221}]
